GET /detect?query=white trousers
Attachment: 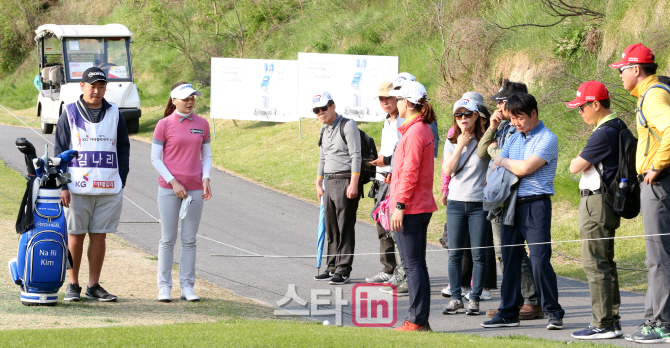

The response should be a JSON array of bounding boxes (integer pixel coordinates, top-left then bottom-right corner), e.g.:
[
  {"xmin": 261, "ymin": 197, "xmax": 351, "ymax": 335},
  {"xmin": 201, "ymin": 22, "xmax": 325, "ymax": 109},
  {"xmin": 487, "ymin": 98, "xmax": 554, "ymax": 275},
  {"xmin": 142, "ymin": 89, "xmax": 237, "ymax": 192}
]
[{"xmin": 157, "ymin": 187, "xmax": 204, "ymax": 288}]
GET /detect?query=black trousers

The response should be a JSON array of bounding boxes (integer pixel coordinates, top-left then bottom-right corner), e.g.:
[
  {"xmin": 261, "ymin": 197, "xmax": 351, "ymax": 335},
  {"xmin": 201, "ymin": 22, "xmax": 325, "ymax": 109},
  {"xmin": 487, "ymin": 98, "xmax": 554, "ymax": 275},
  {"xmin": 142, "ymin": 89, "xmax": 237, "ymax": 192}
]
[{"xmin": 324, "ymin": 177, "xmax": 360, "ymax": 276}]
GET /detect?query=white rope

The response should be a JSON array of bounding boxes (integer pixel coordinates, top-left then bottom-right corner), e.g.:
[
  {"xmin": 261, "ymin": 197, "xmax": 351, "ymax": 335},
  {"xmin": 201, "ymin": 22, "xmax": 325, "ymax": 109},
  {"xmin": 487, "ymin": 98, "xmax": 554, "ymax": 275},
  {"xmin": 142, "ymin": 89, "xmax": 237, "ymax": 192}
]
[{"xmin": 0, "ymin": 103, "xmax": 54, "ymax": 146}]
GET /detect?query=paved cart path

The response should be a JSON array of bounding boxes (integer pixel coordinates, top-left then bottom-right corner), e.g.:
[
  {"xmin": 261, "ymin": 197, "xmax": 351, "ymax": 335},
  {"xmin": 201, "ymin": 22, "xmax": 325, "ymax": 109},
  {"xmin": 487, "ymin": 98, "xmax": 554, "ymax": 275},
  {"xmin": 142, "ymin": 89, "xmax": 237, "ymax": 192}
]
[{"xmin": 0, "ymin": 124, "xmax": 646, "ymax": 346}]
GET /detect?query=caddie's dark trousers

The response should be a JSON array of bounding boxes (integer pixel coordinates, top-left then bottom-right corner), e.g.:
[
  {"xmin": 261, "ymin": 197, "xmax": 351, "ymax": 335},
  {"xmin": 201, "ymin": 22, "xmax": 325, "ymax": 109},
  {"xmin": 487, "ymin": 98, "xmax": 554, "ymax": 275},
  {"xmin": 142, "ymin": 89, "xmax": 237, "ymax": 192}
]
[
  {"xmin": 395, "ymin": 212, "xmax": 432, "ymax": 326},
  {"xmin": 641, "ymin": 177, "xmax": 670, "ymax": 328},
  {"xmin": 371, "ymin": 180, "xmax": 396, "ymax": 274},
  {"xmin": 324, "ymin": 177, "xmax": 360, "ymax": 276},
  {"xmin": 499, "ymin": 197, "xmax": 565, "ymax": 320}
]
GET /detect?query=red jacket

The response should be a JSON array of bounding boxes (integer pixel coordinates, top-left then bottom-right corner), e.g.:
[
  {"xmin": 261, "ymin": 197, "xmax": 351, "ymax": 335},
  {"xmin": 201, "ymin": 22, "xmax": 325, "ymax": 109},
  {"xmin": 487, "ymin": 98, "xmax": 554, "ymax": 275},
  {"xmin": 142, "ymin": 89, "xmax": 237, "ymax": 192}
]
[{"xmin": 390, "ymin": 115, "xmax": 438, "ymax": 215}]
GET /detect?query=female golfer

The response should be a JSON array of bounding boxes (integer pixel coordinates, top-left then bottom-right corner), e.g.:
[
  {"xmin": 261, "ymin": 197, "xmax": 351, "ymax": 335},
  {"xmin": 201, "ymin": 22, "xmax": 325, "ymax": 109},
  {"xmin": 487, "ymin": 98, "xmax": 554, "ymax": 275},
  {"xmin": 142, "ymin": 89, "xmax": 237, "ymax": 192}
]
[
  {"xmin": 389, "ymin": 81, "xmax": 438, "ymax": 331},
  {"xmin": 151, "ymin": 82, "xmax": 212, "ymax": 302}
]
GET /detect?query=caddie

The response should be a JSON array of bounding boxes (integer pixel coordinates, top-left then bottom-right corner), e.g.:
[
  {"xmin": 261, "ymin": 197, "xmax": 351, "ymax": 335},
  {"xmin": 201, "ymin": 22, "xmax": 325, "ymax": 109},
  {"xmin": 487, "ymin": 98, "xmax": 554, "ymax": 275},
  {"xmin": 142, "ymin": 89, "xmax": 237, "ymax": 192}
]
[{"xmin": 55, "ymin": 67, "xmax": 130, "ymax": 302}]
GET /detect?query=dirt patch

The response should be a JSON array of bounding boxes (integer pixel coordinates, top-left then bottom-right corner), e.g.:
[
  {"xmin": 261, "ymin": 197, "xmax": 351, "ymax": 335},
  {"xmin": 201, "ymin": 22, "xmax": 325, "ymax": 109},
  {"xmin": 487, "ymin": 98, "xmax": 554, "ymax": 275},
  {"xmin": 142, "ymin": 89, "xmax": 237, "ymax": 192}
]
[{"xmin": 0, "ymin": 220, "xmax": 271, "ymax": 331}]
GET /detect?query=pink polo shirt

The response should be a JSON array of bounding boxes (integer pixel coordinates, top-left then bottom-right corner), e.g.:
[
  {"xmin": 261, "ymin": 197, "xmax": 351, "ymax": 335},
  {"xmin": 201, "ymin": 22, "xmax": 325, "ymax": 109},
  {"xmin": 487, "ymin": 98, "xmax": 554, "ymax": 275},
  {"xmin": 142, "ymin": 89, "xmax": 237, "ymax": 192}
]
[{"xmin": 153, "ymin": 112, "xmax": 211, "ymax": 190}]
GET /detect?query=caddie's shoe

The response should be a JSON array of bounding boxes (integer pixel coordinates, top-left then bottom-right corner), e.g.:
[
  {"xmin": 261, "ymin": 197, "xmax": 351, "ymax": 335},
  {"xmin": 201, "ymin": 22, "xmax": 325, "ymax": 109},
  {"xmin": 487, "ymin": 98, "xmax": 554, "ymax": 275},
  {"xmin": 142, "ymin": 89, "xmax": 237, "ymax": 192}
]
[
  {"xmin": 480, "ymin": 315, "xmax": 520, "ymax": 328},
  {"xmin": 314, "ymin": 270, "xmax": 334, "ymax": 281},
  {"xmin": 365, "ymin": 271, "xmax": 393, "ymax": 283},
  {"xmin": 634, "ymin": 324, "xmax": 670, "ymax": 344},
  {"xmin": 393, "ymin": 320, "xmax": 432, "ymax": 332},
  {"xmin": 547, "ymin": 317, "xmax": 563, "ymax": 330},
  {"xmin": 625, "ymin": 322, "xmax": 655, "ymax": 342},
  {"xmin": 613, "ymin": 320, "xmax": 623, "ymax": 337},
  {"xmin": 519, "ymin": 304, "xmax": 544, "ymax": 320},
  {"xmin": 329, "ymin": 273, "xmax": 350, "ymax": 285},
  {"xmin": 466, "ymin": 299, "xmax": 480, "ymax": 316},
  {"xmin": 158, "ymin": 286, "xmax": 172, "ymax": 302},
  {"xmin": 181, "ymin": 287, "xmax": 200, "ymax": 302},
  {"xmin": 571, "ymin": 324, "xmax": 617, "ymax": 340},
  {"xmin": 465, "ymin": 290, "xmax": 492, "ymax": 301},
  {"xmin": 63, "ymin": 282, "xmax": 82, "ymax": 302},
  {"xmin": 84, "ymin": 284, "xmax": 118, "ymax": 302},
  {"xmin": 442, "ymin": 299, "xmax": 465, "ymax": 314}
]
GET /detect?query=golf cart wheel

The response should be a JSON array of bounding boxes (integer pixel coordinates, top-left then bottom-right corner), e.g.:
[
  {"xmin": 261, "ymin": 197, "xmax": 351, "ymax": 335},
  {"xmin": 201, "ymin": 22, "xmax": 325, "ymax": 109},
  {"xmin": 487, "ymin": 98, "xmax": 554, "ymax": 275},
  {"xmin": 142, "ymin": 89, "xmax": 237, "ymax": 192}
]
[
  {"xmin": 126, "ymin": 118, "xmax": 139, "ymax": 134},
  {"xmin": 40, "ymin": 119, "xmax": 54, "ymax": 134}
]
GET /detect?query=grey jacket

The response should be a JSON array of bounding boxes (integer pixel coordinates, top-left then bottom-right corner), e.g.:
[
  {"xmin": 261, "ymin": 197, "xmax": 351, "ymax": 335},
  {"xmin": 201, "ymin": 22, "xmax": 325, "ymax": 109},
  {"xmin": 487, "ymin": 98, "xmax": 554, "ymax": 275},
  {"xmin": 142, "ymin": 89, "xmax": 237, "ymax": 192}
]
[{"xmin": 483, "ymin": 166, "xmax": 519, "ymax": 226}]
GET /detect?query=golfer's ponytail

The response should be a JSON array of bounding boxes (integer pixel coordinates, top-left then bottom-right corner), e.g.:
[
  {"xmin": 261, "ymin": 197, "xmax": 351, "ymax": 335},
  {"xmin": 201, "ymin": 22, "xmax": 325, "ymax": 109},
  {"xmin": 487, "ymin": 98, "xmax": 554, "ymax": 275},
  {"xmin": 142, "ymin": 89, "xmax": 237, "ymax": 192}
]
[{"xmin": 163, "ymin": 81, "xmax": 189, "ymax": 118}]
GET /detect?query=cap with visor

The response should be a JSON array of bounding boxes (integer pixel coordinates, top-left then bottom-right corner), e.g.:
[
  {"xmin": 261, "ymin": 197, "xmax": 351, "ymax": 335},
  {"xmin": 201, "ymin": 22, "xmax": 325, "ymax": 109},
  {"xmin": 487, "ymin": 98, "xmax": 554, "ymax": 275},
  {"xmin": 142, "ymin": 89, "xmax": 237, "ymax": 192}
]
[
  {"xmin": 376, "ymin": 82, "xmax": 393, "ymax": 98},
  {"xmin": 393, "ymin": 72, "xmax": 416, "ymax": 89},
  {"xmin": 609, "ymin": 43, "xmax": 654, "ymax": 69},
  {"xmin": 171, "ymin": 84, "xmax": 203, "ymax": 100},
  {"xmin": 312, "ymin": 91, "xmax": 333, "ymax": 108},
  {"xmin": 389, "ymin": 81, "xmax": 427, "ymax": 104},
  {"xmin": 566, "ymin": 80, "xmax": 609, "ymax": 108},
  {"xmin": 81, "ymin": 67, "xmax": 107, "ymax": 84},
  {"xmin": 453, "ymin": 98, "xmax": 479, "ymax": 114}
]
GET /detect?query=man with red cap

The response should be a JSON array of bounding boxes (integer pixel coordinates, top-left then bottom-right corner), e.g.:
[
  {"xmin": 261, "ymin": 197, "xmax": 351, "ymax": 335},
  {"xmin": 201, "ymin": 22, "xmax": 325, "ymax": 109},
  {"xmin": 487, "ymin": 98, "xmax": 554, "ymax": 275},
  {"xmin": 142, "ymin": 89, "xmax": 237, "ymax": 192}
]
[
  {"xmin": 567, "ymin": 81, "xmax": 624, "ymax": 340},
  {"xmin": 610, "ymin": 43, "xmax": 670, "ymax": 344}
]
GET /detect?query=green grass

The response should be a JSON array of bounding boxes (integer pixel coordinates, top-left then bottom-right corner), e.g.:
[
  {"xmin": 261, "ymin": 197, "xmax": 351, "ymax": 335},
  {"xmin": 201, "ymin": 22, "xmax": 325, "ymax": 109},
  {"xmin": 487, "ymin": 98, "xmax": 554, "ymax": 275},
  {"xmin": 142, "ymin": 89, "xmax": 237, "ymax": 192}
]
[
  {"xmin": 0, "ymin": 318, "xmax": 618, "ymax": 347},
  {"xmin": 0, "ymin": 158, "xmax": 29, "ymax": 221}
]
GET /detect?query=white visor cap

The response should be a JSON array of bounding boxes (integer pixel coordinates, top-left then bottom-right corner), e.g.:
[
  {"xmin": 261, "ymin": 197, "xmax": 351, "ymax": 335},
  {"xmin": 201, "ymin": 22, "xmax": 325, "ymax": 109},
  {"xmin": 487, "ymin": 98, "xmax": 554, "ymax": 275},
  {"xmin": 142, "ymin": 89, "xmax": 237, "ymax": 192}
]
[
  {"xmin": 389, "ymin": 81, "xmax": 428, "ymax": 104},
  {"xmin": 171, "ymin": 84, "xmax": 203, "ymax": 100}
]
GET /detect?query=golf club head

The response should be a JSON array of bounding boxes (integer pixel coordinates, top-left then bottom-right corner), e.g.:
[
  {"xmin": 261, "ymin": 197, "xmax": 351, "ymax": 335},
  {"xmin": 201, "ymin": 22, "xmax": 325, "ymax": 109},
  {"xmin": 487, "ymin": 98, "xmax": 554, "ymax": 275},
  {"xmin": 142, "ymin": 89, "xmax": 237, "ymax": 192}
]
[
  {"xmin": 15, "ymin": 138, "xmax": 37, "ymax": 176},
  {"xmin": 32, "ymin": 158, "xmax": 44, "ymax": 178}
]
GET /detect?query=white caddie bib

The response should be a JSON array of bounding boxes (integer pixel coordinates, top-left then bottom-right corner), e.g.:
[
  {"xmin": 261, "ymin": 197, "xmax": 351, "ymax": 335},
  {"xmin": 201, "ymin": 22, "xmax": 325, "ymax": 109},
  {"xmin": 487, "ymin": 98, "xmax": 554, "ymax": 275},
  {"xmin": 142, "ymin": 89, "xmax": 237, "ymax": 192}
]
[{"xmin": 65, "ymin": 102, "xmax": 122, "ymax": 195}]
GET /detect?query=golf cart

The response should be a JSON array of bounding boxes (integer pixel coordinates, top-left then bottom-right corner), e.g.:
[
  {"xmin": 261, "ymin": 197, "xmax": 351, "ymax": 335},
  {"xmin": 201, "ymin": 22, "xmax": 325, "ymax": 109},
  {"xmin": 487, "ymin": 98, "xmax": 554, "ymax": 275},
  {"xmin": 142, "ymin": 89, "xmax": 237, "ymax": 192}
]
[{"xmin": 34, "ymin": 24, "xmax": 141, "ymax": 134}]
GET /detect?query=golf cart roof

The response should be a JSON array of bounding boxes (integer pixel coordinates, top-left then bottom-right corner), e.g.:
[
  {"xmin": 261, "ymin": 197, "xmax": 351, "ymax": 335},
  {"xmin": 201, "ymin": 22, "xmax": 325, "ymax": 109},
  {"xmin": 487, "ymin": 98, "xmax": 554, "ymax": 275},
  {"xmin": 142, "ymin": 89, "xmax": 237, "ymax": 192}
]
[{"xmin": 34, "ymin": 24, "xmax": 133, "ymax": 41}]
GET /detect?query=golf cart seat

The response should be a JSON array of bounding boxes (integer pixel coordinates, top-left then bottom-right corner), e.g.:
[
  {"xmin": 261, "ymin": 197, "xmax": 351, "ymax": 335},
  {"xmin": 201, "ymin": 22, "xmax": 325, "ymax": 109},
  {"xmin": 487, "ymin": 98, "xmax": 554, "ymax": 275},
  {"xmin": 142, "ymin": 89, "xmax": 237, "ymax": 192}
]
[{"xmin": 41, "ymin": 67, "xmax": 51, "ymax": 85}]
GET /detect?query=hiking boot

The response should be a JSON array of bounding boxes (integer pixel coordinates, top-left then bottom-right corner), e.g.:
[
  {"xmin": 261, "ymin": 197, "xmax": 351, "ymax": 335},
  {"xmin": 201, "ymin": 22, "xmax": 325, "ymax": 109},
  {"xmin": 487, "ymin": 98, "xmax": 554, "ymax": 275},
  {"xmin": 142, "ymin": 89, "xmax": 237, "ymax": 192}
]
[
  {"xmin": 365, "ymin": 271, "xmax": 393, "ymax": 283},
  {"xmin": 547, "ymin": 317, "xmax": 563, "ymax": 330},
  {"xmin": 613, "ymin": 320, "xmax": 623, "ymax": 337},
  {"xmin": 626, "ymin": 322, "xmax": 655, "ymax": 342},
  {"xmin": 634, "ymin": 324, "xmax": 670, "ymax": 344},
  {"xmin": 519, "ymin": 304, "xmax": 544, "ymax": 320},
  {"xmin": 465, "ymin": 299, "xmax": 480, "ymax": 316},
  {"xmin": 63, "ymin": 283, "xmax": 82, "ymax": 302},
  {"xmin": 571, "ymin": 324, "xmax": 617, "ymax": 340},
  {"xmin": 393, "ymin": 320, "xmax": 432, "ymax": 332},
  {"xmin": 84, "ymin": 284, "xmax": 118, "ymax": 302},
  {"xmin": 442, "ymin": 299, "xmax": 465, "ymax": 314},
  {"xmin": 486, "ymin": 309, "xmax": 498, "ymax": 318},
  {"xmin": 181, "ymin": 287, "xmax": 200, "ymax": 302},
  {"xmin": 481, "ymin": 315, "xmax": 520, "ymax": 328},
  {"xmin": 158, "ymin": 286, "xmax": 171, "ymax": 302},
  {"xmin": 329, "ymin": 274, "xmax": 350, "ymax": 285},
  {"xmin": 314, "ymin": 270, "xmax": 334, "ymax": 281}
]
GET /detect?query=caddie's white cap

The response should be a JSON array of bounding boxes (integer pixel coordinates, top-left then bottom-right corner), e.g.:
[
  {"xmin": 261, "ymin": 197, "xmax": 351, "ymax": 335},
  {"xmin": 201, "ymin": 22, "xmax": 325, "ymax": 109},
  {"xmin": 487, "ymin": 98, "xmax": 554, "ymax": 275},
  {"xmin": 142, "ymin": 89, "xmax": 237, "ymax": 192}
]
[
  {"xmin": 389, "ymin": 81, "xmax": 428, "ymax": 104},
  {"xmin": 171, "ymin": 84, "xmax": 202, "ymax": 100},
  {"xmin": 461, "ymin": 92, "xmax": 485, "ymax": 107},
  {"xmin": 392, "ymin": 72, "xmax": 416, "ymax": 89},
  {"xmin": 311, "ymin": 91, "xmax": 333, "ymax": 108},
  {"xmin": 453, "ymin": 97, "xmax": 479, "ymax": 114}
]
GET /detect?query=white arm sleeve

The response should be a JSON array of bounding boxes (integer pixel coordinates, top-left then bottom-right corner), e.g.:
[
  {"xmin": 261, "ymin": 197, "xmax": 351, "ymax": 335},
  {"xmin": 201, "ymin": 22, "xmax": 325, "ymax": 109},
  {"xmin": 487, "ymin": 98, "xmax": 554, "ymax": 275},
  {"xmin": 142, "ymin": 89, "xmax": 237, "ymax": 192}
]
[
  {"xmin": 201, "ymin": 143, "xmax": 212, "ymax": 179},
  {"xmin": 151, "ymin": 143, "xmax": 175, "ymax": 184}
]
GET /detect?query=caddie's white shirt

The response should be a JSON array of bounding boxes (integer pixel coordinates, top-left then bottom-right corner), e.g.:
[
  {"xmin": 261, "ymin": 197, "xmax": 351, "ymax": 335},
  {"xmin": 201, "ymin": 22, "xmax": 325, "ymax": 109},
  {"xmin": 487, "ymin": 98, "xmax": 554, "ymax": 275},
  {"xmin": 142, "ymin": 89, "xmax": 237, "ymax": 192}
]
[
  {"xmin": 376, "ymin": 115, "xmax": 400, "ymax": 180},
  {"xmin": 579, "ymin": 163, "xmax": 602, "ymax": 191},
  {"xmin": 66, "ymin": 104, "xmax": 122, "ymax": 195}
]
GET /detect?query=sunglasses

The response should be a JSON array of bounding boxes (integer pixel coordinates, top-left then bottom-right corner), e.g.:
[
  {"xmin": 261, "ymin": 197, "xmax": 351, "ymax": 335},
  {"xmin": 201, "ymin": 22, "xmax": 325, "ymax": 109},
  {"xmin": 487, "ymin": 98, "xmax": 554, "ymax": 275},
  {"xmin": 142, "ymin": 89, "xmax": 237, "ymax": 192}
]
[
  {"xmin": 312, "ymin": 105, "xmax": 329, "ymax": 114},
  {"xmin": 395, "ymin": 97, "xmax": 405, "ymax": 101},
  {"xmin": 578, "ymin": 102, "xmax": 594, "ymax": 113},
  {"xmin": 497, "ymin": 99, "xmax": 506, "ymax": 105},
  {"xmin": 454, "ymin": 111, "xmax": 476, "ymax": 119},
  {"xmin": 618, "ymin": 65, "xmax": 638, "ymax": 74}
]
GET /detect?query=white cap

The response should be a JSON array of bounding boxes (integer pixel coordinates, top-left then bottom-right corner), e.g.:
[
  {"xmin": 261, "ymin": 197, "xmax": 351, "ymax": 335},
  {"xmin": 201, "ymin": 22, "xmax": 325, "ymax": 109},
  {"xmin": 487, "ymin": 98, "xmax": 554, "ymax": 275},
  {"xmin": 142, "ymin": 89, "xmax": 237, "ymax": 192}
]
[
  {"xmin": 311, "ymin": 91, "xmax": 333, "ymax": 108},
  {"xmin": 389, "ymin": 81, "xmax": 427, "ymax": 104},
  {"xmin": 170, "ymin": 84, "xmax": 202, "ymax": 100},
  {"xmin": 461, "ymin": 92, "xmax": 484, "ymax": 107},
  {"xmin": 392, "ymin": 72, "xmax": 416, "ymax": 89},
  {"xmin": 452, "ymin": 98, "xmax": 479, "ymax": 114}
]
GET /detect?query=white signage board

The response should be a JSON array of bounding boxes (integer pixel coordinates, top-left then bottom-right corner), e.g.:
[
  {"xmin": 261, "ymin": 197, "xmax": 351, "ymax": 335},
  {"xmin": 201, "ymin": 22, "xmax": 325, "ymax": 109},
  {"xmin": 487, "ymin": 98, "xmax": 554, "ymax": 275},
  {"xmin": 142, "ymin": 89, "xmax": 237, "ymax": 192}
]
[
  {"xmin": 210, "ymin": 58, "xmax": 299, "ymax": 122},
  {"xmin": 297, "ymin": 53, "xmax": 398, "ymax": 122}
]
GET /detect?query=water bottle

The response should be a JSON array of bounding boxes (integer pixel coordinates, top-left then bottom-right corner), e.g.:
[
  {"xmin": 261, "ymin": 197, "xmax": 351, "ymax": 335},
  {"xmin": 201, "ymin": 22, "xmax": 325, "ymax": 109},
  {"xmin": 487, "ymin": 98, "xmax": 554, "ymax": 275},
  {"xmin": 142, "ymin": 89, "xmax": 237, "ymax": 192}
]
[{"xmin": 613, "ymin": 178, "xmax": 628, "ymax": 212}]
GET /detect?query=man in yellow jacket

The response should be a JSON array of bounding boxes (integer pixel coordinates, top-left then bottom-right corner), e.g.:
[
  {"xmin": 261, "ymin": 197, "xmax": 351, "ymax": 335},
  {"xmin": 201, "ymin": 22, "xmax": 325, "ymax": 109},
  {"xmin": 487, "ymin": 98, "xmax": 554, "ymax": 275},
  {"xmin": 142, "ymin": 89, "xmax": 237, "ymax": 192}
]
[{"xmin": 610, "ymin": 43, "xmax": 670, "ymax": 344}]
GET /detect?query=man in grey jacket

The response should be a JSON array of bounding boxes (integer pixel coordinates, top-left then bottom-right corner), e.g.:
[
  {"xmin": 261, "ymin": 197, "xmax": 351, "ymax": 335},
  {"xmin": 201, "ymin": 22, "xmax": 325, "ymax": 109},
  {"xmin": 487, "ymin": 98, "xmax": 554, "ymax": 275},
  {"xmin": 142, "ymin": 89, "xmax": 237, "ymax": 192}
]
[{"xmin": 314, "ymin": 91, "xmax": 361, "ymax": 285}]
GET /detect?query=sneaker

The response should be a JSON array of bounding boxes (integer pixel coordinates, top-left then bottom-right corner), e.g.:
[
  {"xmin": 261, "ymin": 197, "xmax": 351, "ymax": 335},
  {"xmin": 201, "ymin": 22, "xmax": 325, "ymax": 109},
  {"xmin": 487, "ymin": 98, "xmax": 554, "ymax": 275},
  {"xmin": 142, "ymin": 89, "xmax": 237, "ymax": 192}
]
[
  {"xmin": 380, "ymin": 280, "xmax": 409, "ymax": 296},
  {"xmin": 481, "ymin": 315, "xmax": 520, "ymax": 328},
  {"xmin": 519, "ymin": 304, "xmax": 545, "ymax": 320},
  {"xmin": 466, "ymin": 299, "xmax": 480, "ymax": 316},
  {"xmin": 441, "ymin": 285, "xmax": 452, "ymax": 298},
  {"xmin": 465, "ymin": 290, "xmax": 492, "ymax": 301},
  {"xmin": 547, "ymin": 317, "xmax": 563, "ymax": 330},
  {"xmin": 393, "ymin": 320, "xmax": 432, "ymax": 332},
  {"xmin": 634, "ymin": 324, "xmax": 670, "ymax": 344},
  {"xmin": 442, "ymin": 299, "xmax": 465, "ymax": 314},
  {"xmin": 84, "ymin": 284, "xmax": 118, "ymax": 302},
  {"xmin": 63, "ymin": 283, "xmax": 82, "ymax": 302},
  {"xmin": 365, "ymin": 271, "xmax": 393, "ymax": 283},
  {"xmin": 383, "ymin": 274, "xmax": 397, "ymax": 284},
  {"xmin": 314, "ymin": 270, "xmax": 334, "ymax": 281},
  {"xmin": 571, "ymin": 324, "xmax": 617, "ymax": 340},
  {"xmin": 158, "ymin": 286, "xmax": 172, "ymax": 302},
  {"xmin": 181, "ymin": 287, "xmax": 200, "ymax": 302},
  {"xmin": 329, "ymin": 273, "xmax": 350, "ymax": 285},
  {"xmin": 626, "ymin": 322, "xmax": 655, "ymax": 342},
  {"xmin": 613, "ymin": 321, "xmax": 623, "ymax": 337}
]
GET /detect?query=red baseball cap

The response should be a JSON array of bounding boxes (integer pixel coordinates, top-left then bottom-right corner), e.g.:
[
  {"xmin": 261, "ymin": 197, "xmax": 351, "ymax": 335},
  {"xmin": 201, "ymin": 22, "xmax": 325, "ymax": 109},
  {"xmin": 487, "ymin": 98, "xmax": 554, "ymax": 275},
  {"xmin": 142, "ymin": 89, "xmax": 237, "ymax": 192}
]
[
  {"xmin": 609, "ymin": 43, "xmax": 654, "ymax": 69},
  {"xmin": 566, "ymin": 80, "xmax": 609, "ymax": 108}
]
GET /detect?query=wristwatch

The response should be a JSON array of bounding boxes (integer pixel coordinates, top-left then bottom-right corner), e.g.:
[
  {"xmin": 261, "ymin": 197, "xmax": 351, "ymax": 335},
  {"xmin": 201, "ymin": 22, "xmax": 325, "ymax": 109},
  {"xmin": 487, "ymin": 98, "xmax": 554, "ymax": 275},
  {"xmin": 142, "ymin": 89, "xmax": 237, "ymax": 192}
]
[{"xmin": 396, "ymin": 202, "xmax": 406, "ymax": 210}]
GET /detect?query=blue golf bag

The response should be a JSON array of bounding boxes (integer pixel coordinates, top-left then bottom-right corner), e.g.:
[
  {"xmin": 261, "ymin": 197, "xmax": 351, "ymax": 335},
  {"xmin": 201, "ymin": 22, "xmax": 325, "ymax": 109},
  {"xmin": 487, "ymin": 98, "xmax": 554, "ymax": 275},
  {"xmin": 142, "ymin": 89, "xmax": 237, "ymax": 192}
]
[{"xmin": 8, "ymin": 138, "xmax": 77, "ymax": 306}]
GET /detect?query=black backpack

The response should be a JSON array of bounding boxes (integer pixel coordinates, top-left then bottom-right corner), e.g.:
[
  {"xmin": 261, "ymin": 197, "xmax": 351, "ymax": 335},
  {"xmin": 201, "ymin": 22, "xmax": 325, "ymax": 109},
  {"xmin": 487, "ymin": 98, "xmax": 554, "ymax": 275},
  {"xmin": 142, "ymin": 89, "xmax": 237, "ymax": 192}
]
[
  {"xmin": 318, "ymin": 118, "xmax": 378, "ymax": 189},
  {"xmin": 595, "ymin": 119, "xmax": 640, "ymax": 219}
]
